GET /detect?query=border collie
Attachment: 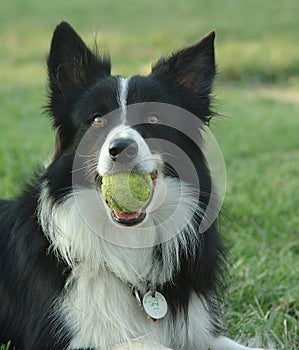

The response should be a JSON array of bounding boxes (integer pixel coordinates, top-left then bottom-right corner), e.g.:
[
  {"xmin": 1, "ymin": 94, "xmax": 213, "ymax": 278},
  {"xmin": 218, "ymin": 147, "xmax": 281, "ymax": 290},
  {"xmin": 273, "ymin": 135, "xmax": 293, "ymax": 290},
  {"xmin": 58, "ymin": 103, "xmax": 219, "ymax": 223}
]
[{"xmin": 0, "ymin": 22, "xmax": 272, "ymax": 350}]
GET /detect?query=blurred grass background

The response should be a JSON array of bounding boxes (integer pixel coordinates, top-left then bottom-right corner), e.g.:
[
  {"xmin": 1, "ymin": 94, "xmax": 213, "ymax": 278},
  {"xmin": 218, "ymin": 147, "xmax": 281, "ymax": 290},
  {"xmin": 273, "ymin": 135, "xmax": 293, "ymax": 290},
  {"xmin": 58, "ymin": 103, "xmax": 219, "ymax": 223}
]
[{"xmin": 0, "ymin": 0, "xmax": 298, "ymax": 349}]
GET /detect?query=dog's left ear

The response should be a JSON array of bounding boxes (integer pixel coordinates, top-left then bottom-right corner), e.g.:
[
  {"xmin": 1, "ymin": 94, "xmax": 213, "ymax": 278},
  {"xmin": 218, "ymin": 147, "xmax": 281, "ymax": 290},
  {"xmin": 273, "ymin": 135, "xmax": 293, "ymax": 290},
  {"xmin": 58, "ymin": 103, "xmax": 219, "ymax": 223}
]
[
  {"xmin": 47, "ymin": 22, "xmax": 111, "ymax": 160},
  {"xmin": 47, "ymin": 21, "xmax": 111, "ymax": 123},
  {"xmin": 151, "ymin": 31, "xmax": 216, "ymax": 97}
]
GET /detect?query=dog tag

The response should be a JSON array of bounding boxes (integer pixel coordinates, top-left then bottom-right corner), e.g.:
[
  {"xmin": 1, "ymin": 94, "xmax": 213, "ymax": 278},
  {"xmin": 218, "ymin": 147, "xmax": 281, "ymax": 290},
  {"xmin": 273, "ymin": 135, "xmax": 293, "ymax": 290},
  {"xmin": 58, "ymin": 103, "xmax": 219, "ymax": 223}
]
[{"xmin": 142, "ymin": 291, "xmax": 168, "ymax": 320}]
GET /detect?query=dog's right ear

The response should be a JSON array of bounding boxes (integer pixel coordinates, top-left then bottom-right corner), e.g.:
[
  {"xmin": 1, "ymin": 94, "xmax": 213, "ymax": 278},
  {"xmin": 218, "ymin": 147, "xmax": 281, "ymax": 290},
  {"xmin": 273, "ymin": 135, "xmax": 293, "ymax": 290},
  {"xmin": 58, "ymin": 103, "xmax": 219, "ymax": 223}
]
[
  {"xmin": 47, "ymin": 22, "xmax": 110, "ymax": 159},
  {"xmin": 151, "ymin": 32, "xmax": 216, "ymax": 123}
]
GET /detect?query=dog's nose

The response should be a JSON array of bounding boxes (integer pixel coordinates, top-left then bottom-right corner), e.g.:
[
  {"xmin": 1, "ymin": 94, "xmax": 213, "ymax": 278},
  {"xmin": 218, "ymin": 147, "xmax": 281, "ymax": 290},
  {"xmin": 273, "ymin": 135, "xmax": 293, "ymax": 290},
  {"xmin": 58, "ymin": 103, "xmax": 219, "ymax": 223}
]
[{"xmin": 109, "ymin": 139, "xmax": 138, "ymax": 162}]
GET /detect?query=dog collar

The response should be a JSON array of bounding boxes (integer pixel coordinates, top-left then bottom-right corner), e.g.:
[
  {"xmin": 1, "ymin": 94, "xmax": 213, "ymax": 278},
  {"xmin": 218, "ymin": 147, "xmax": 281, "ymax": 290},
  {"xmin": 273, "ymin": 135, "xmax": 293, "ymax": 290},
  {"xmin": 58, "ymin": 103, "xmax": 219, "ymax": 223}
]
[{"xmin": 104, "ymin": 264, "xmax": 168, "ymax": 322}]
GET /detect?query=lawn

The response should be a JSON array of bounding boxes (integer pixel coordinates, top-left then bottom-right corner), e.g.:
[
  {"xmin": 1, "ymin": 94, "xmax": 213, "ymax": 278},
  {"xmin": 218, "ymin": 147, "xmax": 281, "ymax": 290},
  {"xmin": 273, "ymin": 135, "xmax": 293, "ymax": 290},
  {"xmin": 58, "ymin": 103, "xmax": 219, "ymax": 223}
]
[{"xmin": 0, "ymin": 0, "xmax": 298, "ymax": 349}]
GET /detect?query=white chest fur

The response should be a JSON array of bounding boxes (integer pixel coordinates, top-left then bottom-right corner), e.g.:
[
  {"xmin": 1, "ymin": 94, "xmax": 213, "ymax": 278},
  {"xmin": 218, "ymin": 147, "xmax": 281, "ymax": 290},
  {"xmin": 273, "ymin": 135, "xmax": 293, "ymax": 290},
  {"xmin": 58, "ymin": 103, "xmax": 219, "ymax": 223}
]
[
  {"xmin": 59, "ymin": 265, "xmax": 175, "ymax": 350},
  {"xmin": 55, "ymin": 265, "xmax": 215, "ymax": 350}
]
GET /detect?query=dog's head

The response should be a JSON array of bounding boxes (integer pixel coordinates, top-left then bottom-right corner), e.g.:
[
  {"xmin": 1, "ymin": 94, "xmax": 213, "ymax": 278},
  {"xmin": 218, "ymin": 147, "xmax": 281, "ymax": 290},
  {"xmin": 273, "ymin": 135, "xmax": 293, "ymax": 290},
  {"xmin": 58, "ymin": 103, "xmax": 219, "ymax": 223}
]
[{"xmin": 45, "ymin": 22, "xmax": 217, "ymax": 237}]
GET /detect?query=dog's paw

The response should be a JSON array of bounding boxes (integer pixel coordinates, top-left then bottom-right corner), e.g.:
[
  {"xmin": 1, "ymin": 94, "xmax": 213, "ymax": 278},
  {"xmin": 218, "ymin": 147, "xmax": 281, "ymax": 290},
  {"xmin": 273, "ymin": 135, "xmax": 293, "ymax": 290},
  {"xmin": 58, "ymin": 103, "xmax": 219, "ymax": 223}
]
[{"xmin": 110, "ymin": 339, "xmax": 173, "ymax": 350}]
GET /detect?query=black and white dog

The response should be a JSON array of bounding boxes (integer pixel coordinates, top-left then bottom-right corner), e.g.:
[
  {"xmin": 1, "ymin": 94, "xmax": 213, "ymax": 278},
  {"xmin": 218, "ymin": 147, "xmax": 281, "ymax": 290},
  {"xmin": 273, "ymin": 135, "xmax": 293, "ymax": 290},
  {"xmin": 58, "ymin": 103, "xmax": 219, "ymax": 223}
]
[{"xmin": 0, "ymin": 22, "xmax": 271, "ymax": 350}]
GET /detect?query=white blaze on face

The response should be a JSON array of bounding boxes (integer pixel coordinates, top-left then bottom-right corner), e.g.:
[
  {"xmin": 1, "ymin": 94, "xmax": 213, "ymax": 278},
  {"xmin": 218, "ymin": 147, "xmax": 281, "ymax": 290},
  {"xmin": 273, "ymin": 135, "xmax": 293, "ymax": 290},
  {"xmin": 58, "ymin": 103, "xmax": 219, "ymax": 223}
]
[
  {"xmin": 117, "ymin": 77, "xmax": 130, "ymax": 123},
  {"xmin": 97, "ymin": 76, "xmax": 160, "ymax": 176}
]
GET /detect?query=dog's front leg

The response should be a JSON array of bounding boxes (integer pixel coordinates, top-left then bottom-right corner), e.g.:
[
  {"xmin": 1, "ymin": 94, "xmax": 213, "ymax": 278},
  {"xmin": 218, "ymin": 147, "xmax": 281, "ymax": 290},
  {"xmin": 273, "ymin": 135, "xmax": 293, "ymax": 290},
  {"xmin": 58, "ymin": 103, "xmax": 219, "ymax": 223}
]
[
  {"xmin": 208, "ymin": 336, "xmax": 274, "ymax": 350},
  {"xmin": 110, "ymin": 340, "xmax": 173, "ymax": 350}
]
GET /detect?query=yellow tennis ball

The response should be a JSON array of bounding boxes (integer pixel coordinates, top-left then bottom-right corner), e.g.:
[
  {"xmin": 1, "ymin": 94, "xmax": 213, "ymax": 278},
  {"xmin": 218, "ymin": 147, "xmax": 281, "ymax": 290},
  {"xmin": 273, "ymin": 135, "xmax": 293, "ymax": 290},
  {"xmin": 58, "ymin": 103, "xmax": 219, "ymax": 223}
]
[{"xmin": 101, "ymin": 172, "xmax": 153, "ymax": 213}]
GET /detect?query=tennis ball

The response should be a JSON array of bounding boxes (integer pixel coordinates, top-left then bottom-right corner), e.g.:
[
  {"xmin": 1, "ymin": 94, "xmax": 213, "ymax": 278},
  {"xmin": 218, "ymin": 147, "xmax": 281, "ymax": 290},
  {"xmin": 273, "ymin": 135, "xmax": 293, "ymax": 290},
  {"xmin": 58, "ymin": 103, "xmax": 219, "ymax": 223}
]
[{"xmin": 101, "ymin": 172, "xmax": 153, "ymax": 213}]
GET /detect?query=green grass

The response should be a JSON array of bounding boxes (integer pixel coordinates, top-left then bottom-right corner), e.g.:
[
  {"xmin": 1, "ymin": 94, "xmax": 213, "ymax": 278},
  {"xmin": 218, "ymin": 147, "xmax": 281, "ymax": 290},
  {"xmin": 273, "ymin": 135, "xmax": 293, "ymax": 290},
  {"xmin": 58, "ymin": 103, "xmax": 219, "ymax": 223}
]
[
  {"xmin": 0, "ymin": 0, "xmax": 299, "ymax": 80},
  {"xmin": 211, "ymin": 84, "xmax": 299, "ymax": 349},
  {"xmin": 0, "ymin": 342, "xmax": 10, "ymax": 350},
  {"xmin": 0, "ymin": 0, "xmax": 298, "ymax": 349}
]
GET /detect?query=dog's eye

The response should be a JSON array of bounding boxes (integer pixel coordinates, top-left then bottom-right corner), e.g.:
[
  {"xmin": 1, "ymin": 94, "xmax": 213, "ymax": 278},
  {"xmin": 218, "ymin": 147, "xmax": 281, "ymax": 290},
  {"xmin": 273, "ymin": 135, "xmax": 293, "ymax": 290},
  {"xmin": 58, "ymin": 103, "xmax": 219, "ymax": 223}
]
[
  {"xmin": 147, "ymin": 114, "xmax": 159, "ymax": 124},
  {"xmin": 92, "ymin": 114, "xmax": 106, "ymax": 127}
]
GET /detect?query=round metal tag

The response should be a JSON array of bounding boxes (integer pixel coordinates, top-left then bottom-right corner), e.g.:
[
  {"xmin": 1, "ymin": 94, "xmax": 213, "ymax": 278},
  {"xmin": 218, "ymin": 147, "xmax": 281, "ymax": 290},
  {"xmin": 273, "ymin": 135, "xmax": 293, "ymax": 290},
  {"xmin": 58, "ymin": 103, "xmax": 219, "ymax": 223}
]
[{"xmin": 142, "ymin": 291, "xmax": 168, "ymax": 320}]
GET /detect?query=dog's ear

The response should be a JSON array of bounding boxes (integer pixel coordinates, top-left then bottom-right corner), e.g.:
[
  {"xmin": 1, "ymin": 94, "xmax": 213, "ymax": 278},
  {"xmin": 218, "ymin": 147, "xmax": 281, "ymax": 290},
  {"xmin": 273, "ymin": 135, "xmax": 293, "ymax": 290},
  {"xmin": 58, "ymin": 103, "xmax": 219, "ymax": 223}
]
[
  {"xmin": 47, "ymin": 22, "xmax": 110, "ymax": 160},
  {"xmin": 151, "ymin": 31, "xmax": 216, "ymax": 98},
  {"xmin": 47, "ymin": 22, "xmax": 110, "ymax": 121}
]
